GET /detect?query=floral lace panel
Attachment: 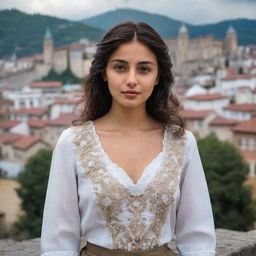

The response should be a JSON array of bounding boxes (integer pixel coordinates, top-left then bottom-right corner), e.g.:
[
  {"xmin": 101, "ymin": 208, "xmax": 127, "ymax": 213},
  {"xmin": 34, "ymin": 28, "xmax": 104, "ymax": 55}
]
[{"xmin": 72, "ymin": 123, "xmax": 187, "ymax": 251}]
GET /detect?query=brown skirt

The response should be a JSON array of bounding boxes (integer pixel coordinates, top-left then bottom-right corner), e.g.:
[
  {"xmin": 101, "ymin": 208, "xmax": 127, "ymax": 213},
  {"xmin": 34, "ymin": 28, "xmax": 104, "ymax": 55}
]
[{"xmin": 80, "ymin": 242, "xmax": 177, "ymax": 256}]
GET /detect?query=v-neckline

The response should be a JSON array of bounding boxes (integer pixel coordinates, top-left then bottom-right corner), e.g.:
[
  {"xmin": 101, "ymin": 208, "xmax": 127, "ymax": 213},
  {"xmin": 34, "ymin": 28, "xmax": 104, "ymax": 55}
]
[{"xmin": 89, "ymin": 121, "xmax": 167, "ymax": 186}]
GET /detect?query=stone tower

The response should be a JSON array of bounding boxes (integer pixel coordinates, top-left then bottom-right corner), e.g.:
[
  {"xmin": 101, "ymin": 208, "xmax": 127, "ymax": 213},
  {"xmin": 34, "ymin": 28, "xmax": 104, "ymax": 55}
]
[
  {"xmin": 43, "ymin": 28, "xmax": 54, "ymax": 65},
  {"xmin": 177, "ymin": 23, "xmax": 189, "ymax": 65},
  {"xmin": 225, "ymin": 24, "xmax": 238, "ymax": 57}
]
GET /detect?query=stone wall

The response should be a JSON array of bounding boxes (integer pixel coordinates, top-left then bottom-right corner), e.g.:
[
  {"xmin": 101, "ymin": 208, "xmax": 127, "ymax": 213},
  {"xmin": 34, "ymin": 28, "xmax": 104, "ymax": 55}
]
[{"xmin": 0, "ymin": 229, "xmax": 255, "ymax": 256}]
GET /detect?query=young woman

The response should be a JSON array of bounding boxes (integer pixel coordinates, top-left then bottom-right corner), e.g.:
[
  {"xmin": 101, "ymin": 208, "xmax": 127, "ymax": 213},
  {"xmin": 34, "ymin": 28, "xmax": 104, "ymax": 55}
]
[{"xmin": 41, "ymin": 21, "xmax": 216, "ymax": 256}]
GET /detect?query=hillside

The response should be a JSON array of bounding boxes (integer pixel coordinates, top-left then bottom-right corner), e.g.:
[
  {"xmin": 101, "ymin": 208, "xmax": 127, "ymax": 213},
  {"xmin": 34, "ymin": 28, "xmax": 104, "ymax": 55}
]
[
  {"xmin": 81, "ymin": 8, "xmax": 256, "ymax": 46},
  {"xmin": 0, "ymin": 9, "xmax": 104, "ymax": 59}
]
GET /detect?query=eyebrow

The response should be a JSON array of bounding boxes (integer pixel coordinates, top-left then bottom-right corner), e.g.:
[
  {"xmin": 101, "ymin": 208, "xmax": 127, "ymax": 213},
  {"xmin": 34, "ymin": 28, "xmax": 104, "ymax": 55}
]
[{"xmin": 110, "ymin": 59, "xmax": 155, "ymax": 65}]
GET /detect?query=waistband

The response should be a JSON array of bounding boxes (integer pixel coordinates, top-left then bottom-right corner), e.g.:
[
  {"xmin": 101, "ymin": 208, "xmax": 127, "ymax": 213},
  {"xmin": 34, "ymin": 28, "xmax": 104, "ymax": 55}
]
[{"xmin": 80, "ymin": 242, "xmax": 176, "ymax": 256}]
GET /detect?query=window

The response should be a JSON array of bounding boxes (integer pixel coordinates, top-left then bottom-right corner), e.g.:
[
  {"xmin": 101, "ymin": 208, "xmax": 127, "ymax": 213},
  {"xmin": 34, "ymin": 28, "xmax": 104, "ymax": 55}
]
[
  {"xmin": 240, "ymin": 137, "xmax": 247, "ymax": 151},
  {"xmin": 249, "ymin": 138, "xmax": 255, "ymax": 152},
  {"xmin": 20, "ymin": 101, "xmax": 25, "ymax": 108}
]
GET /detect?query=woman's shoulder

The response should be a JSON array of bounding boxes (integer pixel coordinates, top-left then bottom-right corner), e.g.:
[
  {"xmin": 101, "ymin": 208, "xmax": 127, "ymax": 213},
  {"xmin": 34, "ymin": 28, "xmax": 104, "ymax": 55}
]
[{"xmin": 57, "ymin": 121, "xmax": 92, "ymax": 145}]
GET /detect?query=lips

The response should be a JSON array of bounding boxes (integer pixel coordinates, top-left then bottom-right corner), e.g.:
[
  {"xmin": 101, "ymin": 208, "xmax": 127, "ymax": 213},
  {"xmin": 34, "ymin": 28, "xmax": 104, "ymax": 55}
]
[
  {"xmin": 122, "ymin": 90, "xmax": 140, "ymax": 95},
  {"xmin": 122, "ymin": 90, "xmax": 140, "ymax": 98}
]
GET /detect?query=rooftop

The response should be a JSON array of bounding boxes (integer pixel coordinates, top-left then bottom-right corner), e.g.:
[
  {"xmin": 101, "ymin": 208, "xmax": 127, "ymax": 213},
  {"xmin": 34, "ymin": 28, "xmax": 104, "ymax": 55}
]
[
  {"xmin": 48, "ymin": 113, "xmax": 77, "ymax": 126},
  {"xmin": 0, "ymin": 133, "xmax": 23, "ymax": 144},
  {"xmin": 0, "ymin": 133, "xmax": 40, "ymax": 150},
  {"xmin": 210, "ymin": 116, "xmax": 240, "ymax": 126},
  {"xmin": 186, "ymin": 93, "xmax": 228, "ymax": 101},
  {"xmin": 13, "ymin": 135, "xmax": 40, "ymax": 150},
  {"xmin": 232, "ymin": 118, "xmax": 256, "ymax": 134},
  {"xmin": 0, "ymin": 120, "xmax": 21, "ymax": 129},
  {"xmin": 224, "ymin": 103, "xmax": 256, "ymax": 112},
  {"xmin": 222, "ymin": 74, "xmax": 256, "ymax": 81},
  {"xmin": 53, "ymin": 98, "xmax": 79, "ymax": 105},
  {"xmin": 180, "ymin": 109, "xmax": 214, "ymax": 120},
  {"xmin": 11, "ymin": 107, "xmax": 48, "ymax": 116},
  {"xmin": 29, "ymin": 81, "xmax": 63, "ymax": 88},
  {"xmin": 28, "ymin": 119, "xmax": 48, "ymax": 128}
]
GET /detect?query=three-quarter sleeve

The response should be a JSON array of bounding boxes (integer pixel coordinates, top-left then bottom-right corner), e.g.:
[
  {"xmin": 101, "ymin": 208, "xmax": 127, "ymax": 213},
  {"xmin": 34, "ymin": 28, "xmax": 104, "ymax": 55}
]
[
  {"xmin": 41, "ymin": 129, "xmax": 81, "ymax": 256},
  {"xmin": 175, "ymin": 131, "xmax": 216, "ymax": 256}
]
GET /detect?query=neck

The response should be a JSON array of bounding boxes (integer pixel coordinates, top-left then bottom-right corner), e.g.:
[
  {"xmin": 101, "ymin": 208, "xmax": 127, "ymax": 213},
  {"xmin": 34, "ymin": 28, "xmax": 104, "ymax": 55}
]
[{"xmin": 104, "ymin": 104, "xmax": 155, "ymax": 131}]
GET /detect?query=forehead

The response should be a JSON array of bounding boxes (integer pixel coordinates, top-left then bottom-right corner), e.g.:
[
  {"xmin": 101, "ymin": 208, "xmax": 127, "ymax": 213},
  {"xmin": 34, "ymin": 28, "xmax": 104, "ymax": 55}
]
[{"xmin": 108, "ymin": 40, "xmax": 157, "ymax": 63}]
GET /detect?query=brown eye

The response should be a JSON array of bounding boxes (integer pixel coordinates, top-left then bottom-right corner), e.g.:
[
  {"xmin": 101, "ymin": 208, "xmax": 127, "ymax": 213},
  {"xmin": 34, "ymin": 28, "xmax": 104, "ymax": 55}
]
[
  {"xmin": 114, "ymin": 65, "xmax": 126, "ymax": 72},
  {"xmin": 139, "ymin": 66, "xmax": 151, "ymax": 73}
]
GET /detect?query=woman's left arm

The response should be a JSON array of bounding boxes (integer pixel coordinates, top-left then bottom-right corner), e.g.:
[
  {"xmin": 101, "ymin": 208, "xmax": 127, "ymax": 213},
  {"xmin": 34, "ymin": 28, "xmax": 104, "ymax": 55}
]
[{"xmin": 175, "ymin": 131, "xmax": 216, "ymax": 256}]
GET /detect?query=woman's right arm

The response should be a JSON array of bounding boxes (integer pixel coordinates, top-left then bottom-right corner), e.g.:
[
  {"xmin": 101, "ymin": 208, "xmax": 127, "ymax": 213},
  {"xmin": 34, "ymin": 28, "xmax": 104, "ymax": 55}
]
[{"xmin": 41, "ymin": 129, "xmax": 81, "ymax": 256}]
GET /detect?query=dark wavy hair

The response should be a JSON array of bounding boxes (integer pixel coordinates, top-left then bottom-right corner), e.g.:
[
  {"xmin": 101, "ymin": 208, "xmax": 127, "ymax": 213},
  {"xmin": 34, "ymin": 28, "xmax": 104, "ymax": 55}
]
[{"xmin": 73, "ymin": 21, "xmax": 185, "ymax": 137}]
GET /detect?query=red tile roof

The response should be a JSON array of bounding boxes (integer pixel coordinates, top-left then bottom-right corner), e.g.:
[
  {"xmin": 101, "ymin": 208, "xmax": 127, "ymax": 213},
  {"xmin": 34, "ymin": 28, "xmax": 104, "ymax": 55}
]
[
  {"xmin": 53, "ymin": 99, "xmax": 79, "ymax": 105},
  {"xmin": 222, "ymin": 74, "xmax": 256, "ymax": 81},
  {"xmin": 180, "ymin": 109, "xmax": 214, "ymax": 120},
  {"xmin": 0, "ymin": 120, "xmax": 21, "ymax": 129},
  {"xmin": 13, "ymin": 135, "xmax": 40, "ymax": 150},
  {"xmin": 0, "ymin": 133, "xmax": 23, "ymax": 144},
  {"xmin": 236, "ymin": 86, "xmax": 251, "ymax": 91},
  {"xmin": 28, "ymin": 119, "xmax": 48, "ymax": 128},
  {"xmin": 11, "ymin": 107, "xmax": 48, "ymax": 116},
  {"xmin": 209, "ymin": 116, "xmax": 240, "ymax": 126},
  {"xmin": 29, "ymin": 81, "xmax": 63, "ymax": 88},
  {"xmin": 186, "ymin": 93, "xmax": 229, "ymax": 101},
  {"xmin": 0, "ymin": 133, "xmax": 41, "ymax": 150},
  {"xmin": 224, "ymin": 103, "xmax": 256, "ymax": 112},
  {"xmin": 48, "ymin": 113, "xmax": 77, "ymax": 126},
  {"xmin": 232, "ymin": 118, "xmax": 256, "ymax": 134}
]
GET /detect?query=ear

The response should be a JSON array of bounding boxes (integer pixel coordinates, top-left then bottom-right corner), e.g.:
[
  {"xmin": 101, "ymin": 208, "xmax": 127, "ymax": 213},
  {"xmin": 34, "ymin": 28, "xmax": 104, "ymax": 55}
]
[{"xmin": 155, "ymin": 76, "xmax": 159, "ymax": 86}]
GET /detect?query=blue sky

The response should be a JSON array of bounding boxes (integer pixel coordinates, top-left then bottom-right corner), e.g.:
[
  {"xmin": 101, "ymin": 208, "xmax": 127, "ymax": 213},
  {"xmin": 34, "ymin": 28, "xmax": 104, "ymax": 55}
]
[{"xmin": 0, "ymin": 0, "xmax": 256, "ymax": 24}]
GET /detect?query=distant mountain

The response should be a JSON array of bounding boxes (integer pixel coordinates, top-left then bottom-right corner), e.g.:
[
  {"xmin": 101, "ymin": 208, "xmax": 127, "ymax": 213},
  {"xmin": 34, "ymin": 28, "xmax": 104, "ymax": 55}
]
[
  {"xmin": 0, "ymin": 9, "xmax": 104, "ymax": 59},
  {"xmin": 81, "ymin": 8, "xmax": 256, "ymax": 46},
  {"xmin": 1, "ymin": 8, "xmax": 256, "ymax": 60}
]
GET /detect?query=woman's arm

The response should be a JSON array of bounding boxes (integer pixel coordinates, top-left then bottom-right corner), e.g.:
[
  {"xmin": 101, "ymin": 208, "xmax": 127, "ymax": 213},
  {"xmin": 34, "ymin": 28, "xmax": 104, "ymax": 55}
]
[
  {"xmin": 175, "ymin": 131, "xmax": 216, "ymax": 256},
  {"xmin": 41, "ymin": 129, "xmax": 81, "ymax": 256}
]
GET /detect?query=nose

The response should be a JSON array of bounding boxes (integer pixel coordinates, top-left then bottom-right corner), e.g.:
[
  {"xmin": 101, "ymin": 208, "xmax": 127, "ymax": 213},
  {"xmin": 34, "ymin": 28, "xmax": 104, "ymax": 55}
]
[{"xmin": 126, "ymin": 69, "xmax": 137, "ymax": 87}]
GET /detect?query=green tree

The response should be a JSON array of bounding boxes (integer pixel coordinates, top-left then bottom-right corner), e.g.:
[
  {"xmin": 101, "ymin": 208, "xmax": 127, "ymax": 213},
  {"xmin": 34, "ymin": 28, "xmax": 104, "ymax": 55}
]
[
  {"xmin": 12, "ymin": 148, "xmax": 52, "ymax": 239},
  {"xmin": 42, "ymin": 67, "xmax": 82, "ymax": 84},
  {"xmin": 197, "ymin": 134, "xmax": 256, "ymax": 231}
]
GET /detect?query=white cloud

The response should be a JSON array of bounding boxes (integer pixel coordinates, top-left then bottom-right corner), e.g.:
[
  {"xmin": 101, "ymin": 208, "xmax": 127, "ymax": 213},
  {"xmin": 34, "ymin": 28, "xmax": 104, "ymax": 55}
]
[{"xmin": 0, "ymin": 0, "xmax": 255, "ymax": 24}]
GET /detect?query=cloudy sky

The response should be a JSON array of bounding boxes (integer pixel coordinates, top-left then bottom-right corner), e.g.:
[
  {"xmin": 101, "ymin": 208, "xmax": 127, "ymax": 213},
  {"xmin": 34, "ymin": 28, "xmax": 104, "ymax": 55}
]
[{"xmin": 0, "ymin": 0, "xmax": 256, "ymax": 24}]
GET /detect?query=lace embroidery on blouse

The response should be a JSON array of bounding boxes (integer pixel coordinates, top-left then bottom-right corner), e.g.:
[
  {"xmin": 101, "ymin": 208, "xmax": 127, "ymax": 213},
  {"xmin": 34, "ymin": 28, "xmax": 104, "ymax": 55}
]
[{"xmin": 72, "ymin": 122, "xmax": 187, "ymax": 251}]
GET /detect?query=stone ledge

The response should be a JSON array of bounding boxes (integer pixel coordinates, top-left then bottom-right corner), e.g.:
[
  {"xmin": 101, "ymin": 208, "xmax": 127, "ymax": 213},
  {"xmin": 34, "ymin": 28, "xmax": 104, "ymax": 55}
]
[{"xmin": 0, "ymin": 229, "xmax": 256, "ymax": 256}]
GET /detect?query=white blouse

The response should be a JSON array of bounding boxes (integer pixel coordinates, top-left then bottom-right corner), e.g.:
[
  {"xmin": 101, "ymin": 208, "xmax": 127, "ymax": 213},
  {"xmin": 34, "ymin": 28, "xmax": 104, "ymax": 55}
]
[{"xmin": 41, "ymin": 121, "xmax": 216, "ymax": 256}]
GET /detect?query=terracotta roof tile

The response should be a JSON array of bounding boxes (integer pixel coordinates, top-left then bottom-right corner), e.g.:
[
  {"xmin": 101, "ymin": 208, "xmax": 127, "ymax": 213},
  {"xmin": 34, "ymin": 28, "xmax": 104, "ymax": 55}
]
[
  {"xmin": 28, "ymin": 119, "xmax": 48, "ymax": 128},
  {"xmin": 48, "ymin": 113, "xmax": 77, "ymax": 126},
  {"xmin": 29, "ymin": 82, "xmax": 63, "ymax": 88},
  {"xmin": 209, "ymin": 116, "xmax": 240, "ymax": 126},
  {"xmin": 224, "ymin": 103, "xmax": 256, "ymax": 112},
  {"xmin": 0, "ymin": 120, "xmax": 21, "ymax": 129},
  {"xmin": 180, "ymin": 109, "xmax": 214, "ymax": 120},
  {"xmin": 0, "ymin": 133, "xmax": 23, "ymax": 144},
  {"xmin": 53, "ymin": 99, "xmax": 79, "ymax": 105},
  {"xmin": 222, "ymin": 74, "xmax": 256, "ymax": 81},
  {"xmin": 13, "ymin": 135, "xmax": 40, "ymax": 150},
  {"xmin": 11, "ymin": 107, "xmax": 48, "ymax": 116},
  {"xmin": 186, "ymin": 93, "xmax": 229, "ymax": 101},
  {"xmin": 232, "ymin": 118, "xmax": 256, "ymax": 134}
]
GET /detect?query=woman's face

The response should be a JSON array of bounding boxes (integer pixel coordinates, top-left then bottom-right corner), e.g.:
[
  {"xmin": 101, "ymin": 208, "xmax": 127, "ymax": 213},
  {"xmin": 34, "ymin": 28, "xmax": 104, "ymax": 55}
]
[{"xmin": 104, "ymin": 40, "xmax": 159, "ymax": 110}]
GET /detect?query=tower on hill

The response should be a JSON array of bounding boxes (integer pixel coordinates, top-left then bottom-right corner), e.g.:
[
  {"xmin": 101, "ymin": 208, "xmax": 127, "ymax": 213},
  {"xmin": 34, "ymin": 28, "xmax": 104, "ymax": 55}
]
[
  {"xmin": 225, "ymin": 24, "xmax": 238, "ymax": 57},
  {"xmin": 178, "ymin": 23, "xmax": 189, "ymax": 64},
  {"xmin": 43, "ymin": 28, "xmax": 54, "ymax": 65}
]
